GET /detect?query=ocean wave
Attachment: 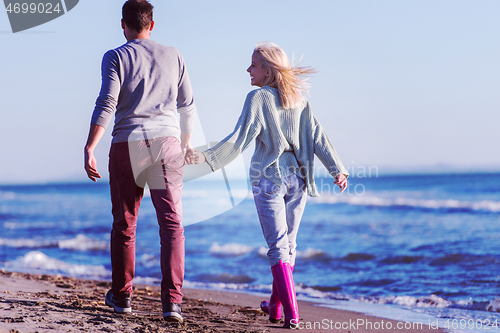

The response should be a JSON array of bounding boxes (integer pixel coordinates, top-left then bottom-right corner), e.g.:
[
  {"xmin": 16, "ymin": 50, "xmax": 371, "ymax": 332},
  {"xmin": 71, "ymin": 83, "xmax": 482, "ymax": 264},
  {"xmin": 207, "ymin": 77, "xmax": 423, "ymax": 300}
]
[
  {"xmin": 381, "ymin": 255, "xmax": 424, "ymax": 264},
  {"xmin": 350, "ymin": 252, "xmax": 499, "ymax": 266},
  {"xmin": 354, "ymin": 279, "xmax": 397, "ymax": 288},
  {"xmin": 378, "ymin": 295, "xmax": 500, "ymax": 313},
  {"xmin": 0, "ymin": 191, "xmax": 61, "ymax": 202},
  {"xmin": 58, "ymin": 234, "xmax": 108, "ymax": 251},
  {"xmin": 342, "ymin": 253, "xmax": 375, "ymax": 262},
  {"xmin": 207, "ymin": 243, "xmax": 499, "ymax": 268},
  {"xmin": 3, "ymin": 251, "xmax": 110, "ymax": 278},
  {"xmin": 295, "ymin": 283, "xmax": 347, "ymax": 301},
  {"xmin": 0, "ymin": 213, "xmax": 16, "ymax": 221},
  {"xmin": 176, "ymin": 189, "xmax": 250, "ymax": 200},
  {"xmin": 183, "ymin": 280, "xmax": 275, "ymax": 295},
  {"xmin": 0, "ymin": 238, "xmax": 58, "ymax": 249},
  {"xmin": 208, "ymin": 243, "xmax": 331, "ymax": 262},
  {"xmin": 134, "ymin": 276, "xmax": 161, "ymax": 285},
  {"xmin": 296, "ymin": 248, "xmax": 330, "ymax": 261},
  {"xmin": 183, "ymin": 278, "xmax": 500, "ymax": 315},
  {"xmin": 311, "ymin": 195, "xmax": 500, "ymax": 213},
  {"xmin": 377, "ymin": 294, "xmax": 451, "ymax": 308},
  {"xmin": 209, "ymin": 242, "xmax": 254, "ymax": 257},
  {"xmin": 0, "ymin": 234, "xmax": 108, "ymax": 252},
  {"xmin": 197, "ymin": 273, "xmax": 256, "ymax": 284},
  {"xmin": 143, "ymin": 188, "xmax": 249, "ymax": 199},
  {"xmin": 138, "ymin": 253, "xmax": 158, "ymax": 268},
  {"xmin": 3, "ymin": 221, "xmax": 59, "ymax": 230},
  {"xmin": 424, "ymin": 253, "xmax": 499, "ymax": 266},
  {"xmin": 296, "ymin": 284, "xmax": 500, "ymax": 314},
  {"xmin": 487, "ymin": 299, "xmax": 500, "ymax": 312},
  {"xmin": 257, "ymin": 246, "xmax": 268, "ymax": 258},
  {"xmin": 0, "ymin": 190, "xmax": 17, "ymax": 200}
]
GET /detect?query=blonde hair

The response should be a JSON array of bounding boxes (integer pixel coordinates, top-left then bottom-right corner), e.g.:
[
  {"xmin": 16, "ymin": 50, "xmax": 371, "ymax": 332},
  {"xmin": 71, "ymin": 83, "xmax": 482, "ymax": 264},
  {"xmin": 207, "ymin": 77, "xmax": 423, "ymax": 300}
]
[{"xmin": 254, "ymin": 42, "xmax": 316, "ymax": 109}]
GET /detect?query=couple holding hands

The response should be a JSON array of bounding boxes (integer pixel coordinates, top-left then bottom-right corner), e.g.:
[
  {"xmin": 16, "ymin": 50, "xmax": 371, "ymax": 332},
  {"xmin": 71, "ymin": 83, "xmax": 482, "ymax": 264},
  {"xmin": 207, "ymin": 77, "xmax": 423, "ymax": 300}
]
[{"xmin": 84, "ymin": 0, "xmax": 348, "ymax": 328}]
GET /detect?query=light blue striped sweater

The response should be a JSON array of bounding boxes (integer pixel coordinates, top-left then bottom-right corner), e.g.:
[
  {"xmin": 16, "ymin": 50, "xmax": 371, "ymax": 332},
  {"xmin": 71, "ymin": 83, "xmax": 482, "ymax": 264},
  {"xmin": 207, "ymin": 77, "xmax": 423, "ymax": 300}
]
[{"xmin": 203, "ymin": 86, "xmax": 349, "ymax": 197}]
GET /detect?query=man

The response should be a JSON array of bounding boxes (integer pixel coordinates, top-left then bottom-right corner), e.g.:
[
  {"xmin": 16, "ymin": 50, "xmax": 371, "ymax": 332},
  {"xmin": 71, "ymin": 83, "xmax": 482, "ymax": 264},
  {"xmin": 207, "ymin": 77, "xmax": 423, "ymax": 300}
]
[{"xmin": 84, "ymin": 0, "xmax": 195, "ymax": 323}]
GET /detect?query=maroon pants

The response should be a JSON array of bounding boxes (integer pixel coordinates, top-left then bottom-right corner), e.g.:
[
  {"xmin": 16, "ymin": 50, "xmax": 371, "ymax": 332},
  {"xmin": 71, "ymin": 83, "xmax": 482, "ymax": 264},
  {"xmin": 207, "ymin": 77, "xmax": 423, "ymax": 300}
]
[{"xmin": 108, "ymin": 136, "xmax": 185, "ymax": 304}]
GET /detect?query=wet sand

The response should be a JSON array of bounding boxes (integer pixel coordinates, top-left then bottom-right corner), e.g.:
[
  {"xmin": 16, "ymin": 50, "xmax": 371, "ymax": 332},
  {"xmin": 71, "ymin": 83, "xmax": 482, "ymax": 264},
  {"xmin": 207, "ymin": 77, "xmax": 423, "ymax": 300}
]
[{"xmin": 0, "ymin": 270, "xmax": 444, "ymax": 332}]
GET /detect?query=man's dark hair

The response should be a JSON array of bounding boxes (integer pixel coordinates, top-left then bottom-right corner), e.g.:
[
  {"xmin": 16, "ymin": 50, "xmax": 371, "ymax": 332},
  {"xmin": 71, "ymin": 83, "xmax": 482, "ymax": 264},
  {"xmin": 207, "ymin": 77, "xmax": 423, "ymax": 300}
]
[{"xmin": 122, "ymin": 0, "xmax": 154, "ymax": 33}]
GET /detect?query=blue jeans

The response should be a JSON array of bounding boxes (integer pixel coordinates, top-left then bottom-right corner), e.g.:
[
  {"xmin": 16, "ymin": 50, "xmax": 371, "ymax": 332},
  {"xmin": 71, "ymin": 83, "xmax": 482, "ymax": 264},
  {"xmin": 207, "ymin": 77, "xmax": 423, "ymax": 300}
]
[{"xmin": 252, "ymin": 174, "xmax": 308, "ymax": 267}]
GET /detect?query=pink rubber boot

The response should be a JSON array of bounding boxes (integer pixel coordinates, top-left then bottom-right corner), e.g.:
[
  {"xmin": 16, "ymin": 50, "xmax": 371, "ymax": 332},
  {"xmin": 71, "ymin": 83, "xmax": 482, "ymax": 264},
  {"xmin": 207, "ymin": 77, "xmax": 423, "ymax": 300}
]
[
  {"xmin": 261, "ymin": 264, "xmax": 294, "ymax": 323},
  {"xmin": 260, "ymin": 279, "xmax": 282, "ymax": 323},
  {"xmin": 270, "ymin": 261, "xmax": 299, "ymax": 328}
]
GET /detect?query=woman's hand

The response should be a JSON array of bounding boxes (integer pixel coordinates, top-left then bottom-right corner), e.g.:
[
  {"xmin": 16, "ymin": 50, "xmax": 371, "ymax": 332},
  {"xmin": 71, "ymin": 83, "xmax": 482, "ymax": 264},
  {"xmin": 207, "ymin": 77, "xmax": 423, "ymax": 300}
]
[
  {"xmin": 185, "ymin": 149, "xmax": 206, "ymax": 165},
  {"xmin": 334, "ymin": 174, "xmax": 347, "ymax": 193}
]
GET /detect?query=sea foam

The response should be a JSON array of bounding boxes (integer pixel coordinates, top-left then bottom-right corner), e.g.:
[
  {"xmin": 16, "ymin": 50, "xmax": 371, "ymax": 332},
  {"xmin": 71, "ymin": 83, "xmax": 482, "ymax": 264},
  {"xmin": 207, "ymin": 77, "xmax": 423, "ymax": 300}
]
[
  {"xmin": 0, "ymin": 234, "xmax": 108, "ymax": 251},
  {"xmin": 5, "ymin": 251, "xmax": 110, "ymax": 278},
  {"xmin": 296, "ymin": 248, "xmax": 329, "ymax": 260},
  {"xmin": 208, "ymin": 243, "xmax": 329, "ymax": 262},
  {"xmin": 0, "ymin": 237, "xmax": 57, "ymax": 249},
  {"xmin": 209, "ymin": 242, "xmax": 254, "ymax": 257},
  {"xmin": 312, "ymin": 194, "xmax": 500, "ymax": 213},
  {"xmin": 487, "ymin": 299, "xmax": 500, "ymax": 312},
  {"xmin": 58, "ymin": 234, "xmax": 108, "ymax": 251},
  {"xmin": 0, "ymin": 190, "xmax": 16, "ymax": 200}
]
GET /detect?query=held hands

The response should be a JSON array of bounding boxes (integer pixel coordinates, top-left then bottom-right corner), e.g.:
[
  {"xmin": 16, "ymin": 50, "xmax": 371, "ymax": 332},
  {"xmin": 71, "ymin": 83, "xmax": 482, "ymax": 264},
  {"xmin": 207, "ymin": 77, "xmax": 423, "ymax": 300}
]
[
  {"xmin": 182, "ymin": 143, "xmax": 195, "ymax": 165},
  {"xmin": 185, "ymin": 148, "xmax": 206, "ymax": 165},
  {"xmin": 334, "ymin": 174, "xmax": 347, "ymax": 193}
]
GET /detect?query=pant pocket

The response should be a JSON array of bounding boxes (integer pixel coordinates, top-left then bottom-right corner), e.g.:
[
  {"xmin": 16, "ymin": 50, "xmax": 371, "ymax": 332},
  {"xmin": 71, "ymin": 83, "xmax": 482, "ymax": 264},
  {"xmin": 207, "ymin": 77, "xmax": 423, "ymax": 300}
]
[{"xmin": 252, "ymin": 177, "xmax": 281, "ymax": 197}]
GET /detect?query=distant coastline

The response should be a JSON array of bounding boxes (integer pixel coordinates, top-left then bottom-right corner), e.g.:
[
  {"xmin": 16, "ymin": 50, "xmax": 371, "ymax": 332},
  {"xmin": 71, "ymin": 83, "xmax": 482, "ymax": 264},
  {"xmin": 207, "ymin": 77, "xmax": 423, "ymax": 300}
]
[{"xmin": 1, "ymin": 167, "xmax": 500, "ymax": 186}]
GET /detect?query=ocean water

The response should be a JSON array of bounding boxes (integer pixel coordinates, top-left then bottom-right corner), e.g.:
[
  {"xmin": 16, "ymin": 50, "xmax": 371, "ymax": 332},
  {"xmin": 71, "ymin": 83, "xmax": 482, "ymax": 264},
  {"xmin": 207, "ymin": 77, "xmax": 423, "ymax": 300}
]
[{"xmin": 1, "ymin": 172, "xmax": 499, "ymax": 331}]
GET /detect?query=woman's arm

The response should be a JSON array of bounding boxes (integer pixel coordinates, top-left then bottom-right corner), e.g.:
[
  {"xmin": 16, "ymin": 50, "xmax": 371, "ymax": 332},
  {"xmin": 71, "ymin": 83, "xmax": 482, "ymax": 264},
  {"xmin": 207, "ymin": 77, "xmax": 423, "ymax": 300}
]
[
  {"xmin": 311, "ymin": 114, "xmax": 349, "ymax": 192},
  {"xmin": 189, "ymin": 92, "xmax": 263, "ymax": 170}
]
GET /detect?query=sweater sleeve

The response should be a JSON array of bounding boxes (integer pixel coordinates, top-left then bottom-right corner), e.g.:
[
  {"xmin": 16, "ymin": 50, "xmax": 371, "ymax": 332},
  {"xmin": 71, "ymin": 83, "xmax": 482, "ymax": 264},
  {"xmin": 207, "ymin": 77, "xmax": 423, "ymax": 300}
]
[
  {"xmin": 90, "ymin": 50, "xmax": 121, "ymax": 129},
  {"xmin": 176, "ymin": 53, "xmax": 196, "ymax": 134},
  {"xmin": 312, "ymin": 114, "xmax": 349, "ymax": 178},
  {"xmin": 203, "ymin": 91, "xmax": 263, "ymax": 172}
]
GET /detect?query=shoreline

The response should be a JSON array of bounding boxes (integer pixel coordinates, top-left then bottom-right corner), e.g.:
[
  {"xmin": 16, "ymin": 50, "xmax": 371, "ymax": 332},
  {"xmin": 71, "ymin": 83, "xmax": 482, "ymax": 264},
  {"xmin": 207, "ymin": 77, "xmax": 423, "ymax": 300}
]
[{"xmin": 0, "ymin": 270, "xmax": 445, "ymax": 332}]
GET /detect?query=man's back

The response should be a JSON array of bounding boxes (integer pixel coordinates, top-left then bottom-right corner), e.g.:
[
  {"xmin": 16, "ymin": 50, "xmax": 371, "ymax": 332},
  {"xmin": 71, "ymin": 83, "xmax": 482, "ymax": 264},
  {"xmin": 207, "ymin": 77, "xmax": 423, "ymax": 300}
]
[{"xmin": 91, "ymin": 39, "xmax": 195, "ymax": 143}]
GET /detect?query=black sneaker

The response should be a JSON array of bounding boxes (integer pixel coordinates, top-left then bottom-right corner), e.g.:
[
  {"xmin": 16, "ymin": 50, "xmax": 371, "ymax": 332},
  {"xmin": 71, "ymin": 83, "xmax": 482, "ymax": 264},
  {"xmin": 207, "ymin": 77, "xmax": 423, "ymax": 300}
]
[
  {"xmin": 105, "ymin": 289, "xmax": 131, "ymax": 313},
  {"xmin": 163, "ymin": 303, "xmax": 183, "ymax": 323}
]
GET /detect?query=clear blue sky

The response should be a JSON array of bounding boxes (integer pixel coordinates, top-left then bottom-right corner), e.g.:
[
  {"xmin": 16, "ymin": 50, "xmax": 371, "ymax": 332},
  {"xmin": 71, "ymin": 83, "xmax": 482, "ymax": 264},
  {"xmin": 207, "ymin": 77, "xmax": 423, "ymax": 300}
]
[{"xmin": 1, "ymin": 0, "xmax": 499, "ymax": 183}]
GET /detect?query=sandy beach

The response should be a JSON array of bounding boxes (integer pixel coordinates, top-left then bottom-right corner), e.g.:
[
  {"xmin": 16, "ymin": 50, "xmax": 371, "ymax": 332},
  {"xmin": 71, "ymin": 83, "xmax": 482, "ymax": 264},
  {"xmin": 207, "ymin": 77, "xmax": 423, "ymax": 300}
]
[{"xmin": 0, "ymin": 270, "xmax": 445, "ymax": 333}]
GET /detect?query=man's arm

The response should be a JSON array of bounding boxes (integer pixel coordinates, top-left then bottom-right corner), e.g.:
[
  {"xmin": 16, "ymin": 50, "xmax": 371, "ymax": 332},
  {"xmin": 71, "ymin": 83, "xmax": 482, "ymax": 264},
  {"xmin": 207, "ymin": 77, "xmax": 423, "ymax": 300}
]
[
  {"xmin": 84, "ymin": 124, "xmax": 106, "ymax": 182},
  {"xmin": 85, "ymin": 50, "xmax": 119, "ymax": 182}
]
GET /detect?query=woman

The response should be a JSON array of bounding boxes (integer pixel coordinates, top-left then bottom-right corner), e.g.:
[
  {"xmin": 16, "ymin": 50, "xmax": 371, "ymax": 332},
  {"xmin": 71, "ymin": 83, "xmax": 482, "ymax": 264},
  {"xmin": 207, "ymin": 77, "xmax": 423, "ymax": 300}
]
[{"xmin": 188, "ymin": 42, "xmax": 348, "ymax": 328}]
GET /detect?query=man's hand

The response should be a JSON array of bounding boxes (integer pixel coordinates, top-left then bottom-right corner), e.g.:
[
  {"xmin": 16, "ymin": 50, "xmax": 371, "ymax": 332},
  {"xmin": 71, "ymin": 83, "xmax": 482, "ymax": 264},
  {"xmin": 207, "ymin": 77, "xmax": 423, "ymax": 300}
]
[
  {"xmin": 84, "ymin": 149, "xmax": 101, "ymax": 182},
  {"xmin": 185, "ymin": 149, "xmax": 206, "ymax": 165},
  {"xmin": 84, "ymin": 124, "xmax": 105, "ymax": 182},
  {"xmin": 182, "ymin": 143, "xmax": 196, "ymax": 165},
  {"xmin": 334, "ymin": 174, "xmax": 347, "ymax": 193},
  {"xmin": 180, "ymin": 132, "xmax": 194, "ymax": 164}
]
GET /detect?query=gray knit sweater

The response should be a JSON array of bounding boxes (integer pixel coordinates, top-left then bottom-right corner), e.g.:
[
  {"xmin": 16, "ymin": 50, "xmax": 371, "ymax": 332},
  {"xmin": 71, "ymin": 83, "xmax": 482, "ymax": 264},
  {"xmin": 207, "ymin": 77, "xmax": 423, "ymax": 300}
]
[
  {"xmin": 91, "ymin": 39, "xmax": 196, "ymax": 143},
  {"xmin": 203, "ymin": 86, "xmax": 348, "ymax": 197}
]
